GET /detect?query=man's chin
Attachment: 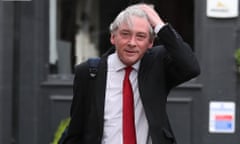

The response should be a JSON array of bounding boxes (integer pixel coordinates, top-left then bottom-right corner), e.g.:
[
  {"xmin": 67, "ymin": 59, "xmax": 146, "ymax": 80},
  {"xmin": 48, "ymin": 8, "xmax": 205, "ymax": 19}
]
[{"xmin": 124, "ymin": 59, "xmax": 138, "ymax": 66}]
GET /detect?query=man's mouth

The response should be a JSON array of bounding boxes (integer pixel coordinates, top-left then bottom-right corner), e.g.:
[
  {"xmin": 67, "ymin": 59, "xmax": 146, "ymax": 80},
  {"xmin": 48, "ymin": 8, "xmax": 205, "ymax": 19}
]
[
  {"xmin": 125, "ymin": 50, "xmax": 137, "ymax": 56},
  {"xmin": 125, "ymin": 49, "xmax": 136, "ymax": 54}
]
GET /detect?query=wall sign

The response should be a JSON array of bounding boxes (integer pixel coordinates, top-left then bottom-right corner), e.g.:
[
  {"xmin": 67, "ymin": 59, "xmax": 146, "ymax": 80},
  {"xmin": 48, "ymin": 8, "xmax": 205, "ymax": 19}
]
[
  {"xmin": 207, "ymin": 0, "xmax": 239, "ymax": 18},
  {"xmin": 209, "ymin": 101, "xmax": 235, "ymax": 133}
]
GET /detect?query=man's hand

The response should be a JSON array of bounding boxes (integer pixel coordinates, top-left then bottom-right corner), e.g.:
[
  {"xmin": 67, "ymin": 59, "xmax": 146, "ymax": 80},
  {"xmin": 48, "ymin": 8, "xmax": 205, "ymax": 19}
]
[{"xmin": 138, "ymin": 4, "xmax": 165, "ymax": 28}]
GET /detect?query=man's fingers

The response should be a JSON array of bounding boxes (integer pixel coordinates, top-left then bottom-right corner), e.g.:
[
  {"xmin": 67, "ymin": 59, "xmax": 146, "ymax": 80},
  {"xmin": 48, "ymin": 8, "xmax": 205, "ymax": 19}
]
[{"xmin": 137, "ymin": 4, "xmax": 164, "ymax": 27}]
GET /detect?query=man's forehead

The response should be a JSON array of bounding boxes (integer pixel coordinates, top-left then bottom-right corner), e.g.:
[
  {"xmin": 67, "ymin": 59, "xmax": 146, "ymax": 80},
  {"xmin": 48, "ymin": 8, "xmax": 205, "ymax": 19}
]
[
  {"xmin": 118, "ymin": 22, "xmax": 131, "ymax": 30},
  {"xmin": 118, "ymin": 22, "xmax": 149, "ymax": 33}
]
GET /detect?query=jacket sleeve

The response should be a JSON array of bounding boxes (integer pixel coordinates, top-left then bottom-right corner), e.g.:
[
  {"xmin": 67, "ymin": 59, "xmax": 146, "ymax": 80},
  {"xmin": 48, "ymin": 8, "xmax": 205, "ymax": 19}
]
[{"xmin": 155, "ymin": 24, "xmax": 200, "ymax": 89}]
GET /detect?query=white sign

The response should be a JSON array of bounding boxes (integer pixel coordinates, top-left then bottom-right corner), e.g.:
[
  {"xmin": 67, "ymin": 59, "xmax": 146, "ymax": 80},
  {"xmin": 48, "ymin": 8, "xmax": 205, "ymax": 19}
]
[
  {"xmin": 209, "ymin": 101, "xmax": 235, "ymax": 133},
  {"xmin": 207, "ymin": 0, "xmax": 239, "ymax": 18}
]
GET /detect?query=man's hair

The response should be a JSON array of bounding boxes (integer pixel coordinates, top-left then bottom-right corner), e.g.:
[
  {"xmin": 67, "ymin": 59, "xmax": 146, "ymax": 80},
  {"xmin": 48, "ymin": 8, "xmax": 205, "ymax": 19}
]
[{"xmin": 109, "ymin": 4, "xmax": 155, "ymax": 40}]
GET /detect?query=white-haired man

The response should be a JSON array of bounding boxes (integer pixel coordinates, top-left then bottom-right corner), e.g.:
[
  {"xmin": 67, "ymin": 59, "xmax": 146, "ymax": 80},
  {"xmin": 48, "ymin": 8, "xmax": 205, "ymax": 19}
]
[{"xmin": 64, "ymin": 3, "xmax": 200, "ymax": 144}]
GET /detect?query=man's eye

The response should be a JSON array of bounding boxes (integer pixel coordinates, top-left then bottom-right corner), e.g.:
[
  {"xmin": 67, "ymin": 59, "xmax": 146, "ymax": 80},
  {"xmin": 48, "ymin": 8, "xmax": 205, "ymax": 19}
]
[
  {"xmin": 121, "ymin": 32, "xmax": 130, "ymax": 36},
  {"xmin": 136, "ymin": 35, "xmax": 147, "ymax": 40}
]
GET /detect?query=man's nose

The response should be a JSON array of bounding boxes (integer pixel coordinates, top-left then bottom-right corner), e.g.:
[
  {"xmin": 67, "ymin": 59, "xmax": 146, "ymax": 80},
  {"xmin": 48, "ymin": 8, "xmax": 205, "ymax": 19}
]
[{"xmin": 128, "ymin": 36, "xmax": 136, "ymax": 46}]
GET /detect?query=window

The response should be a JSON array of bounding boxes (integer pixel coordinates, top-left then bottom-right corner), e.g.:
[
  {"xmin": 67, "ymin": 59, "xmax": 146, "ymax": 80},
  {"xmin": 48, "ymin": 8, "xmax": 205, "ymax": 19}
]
[
  {"xmin": 48, "ymin": 0, "xmax": 194, "ymax": 75},
  {"xmin": 49, "ymin": 0, "xmax": 100, "ymax": 75},
  {"xmin": 153, "ymin": 0, "xmax": 194, "ymax": 48}
]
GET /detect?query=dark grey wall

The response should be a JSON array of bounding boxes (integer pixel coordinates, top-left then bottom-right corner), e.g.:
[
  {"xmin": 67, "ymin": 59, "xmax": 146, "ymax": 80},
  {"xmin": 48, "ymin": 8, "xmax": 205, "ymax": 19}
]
[
  {"xmin": 13, "ymin": 0, "xmax": 49, "ymax": 143},
  {"xmin": 0, "ymin": 0, "xmax": 240, "ymax": 144},
  {"xmin": 195, "ymin": 0, "xmax": 240, "ymax": 143},
  {"xmin": 0, "ymin": 1, "xmax": 14, "ymax": 144},
  {"xmin": 0, "ymin": 1, "xmax": 63, "ymax": 143},
  {"xmin": 201, "ymin": 22, "xmax": 239, "ymax": 143}
]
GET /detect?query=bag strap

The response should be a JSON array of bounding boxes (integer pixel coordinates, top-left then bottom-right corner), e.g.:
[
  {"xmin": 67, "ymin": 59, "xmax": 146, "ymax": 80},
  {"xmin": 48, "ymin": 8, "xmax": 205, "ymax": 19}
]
[{"xmin": 87, "ymin": 58, "xmax": 100, "ymax": 78}]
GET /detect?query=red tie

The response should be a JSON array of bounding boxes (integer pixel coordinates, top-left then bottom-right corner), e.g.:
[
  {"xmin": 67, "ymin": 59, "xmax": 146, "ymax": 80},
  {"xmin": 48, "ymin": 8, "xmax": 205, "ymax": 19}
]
[{"xmin": 123, "ymin": 66, "xmax": 137, "ymax": 144}]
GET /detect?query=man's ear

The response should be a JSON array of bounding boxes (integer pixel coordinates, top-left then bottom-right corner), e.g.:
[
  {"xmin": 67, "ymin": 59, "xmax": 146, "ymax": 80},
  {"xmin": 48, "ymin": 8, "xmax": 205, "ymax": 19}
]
[
  {"xmin": 110, "ymin": 34, "xmax": 115, "ymax": 45},
  {"xmin": 148, "ymin": 40, "xmax": 154, "ymax": 49}
]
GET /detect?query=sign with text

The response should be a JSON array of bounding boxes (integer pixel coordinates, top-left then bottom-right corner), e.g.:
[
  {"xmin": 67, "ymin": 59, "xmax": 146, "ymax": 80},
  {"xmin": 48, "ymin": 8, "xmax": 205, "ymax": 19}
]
[
  {"xmin": 207, "ymin": 0, "xmax": 239, "ymax": 18},
  {"xmin": 209, "ymin": 101, "xmax": 235, "ymax": 133}
]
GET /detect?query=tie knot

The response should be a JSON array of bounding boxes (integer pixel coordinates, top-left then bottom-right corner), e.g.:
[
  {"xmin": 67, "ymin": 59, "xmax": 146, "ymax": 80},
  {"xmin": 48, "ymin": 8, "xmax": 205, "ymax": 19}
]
[{"xmin": 125, "ymin": 66, "xmax": 132, "ymax": 76}]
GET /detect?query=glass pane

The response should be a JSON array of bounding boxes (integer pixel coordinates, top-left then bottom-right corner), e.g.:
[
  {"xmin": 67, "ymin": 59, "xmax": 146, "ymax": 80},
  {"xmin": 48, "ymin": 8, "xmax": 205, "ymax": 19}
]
[
  {"xmin": 155, "ymin": 0, "xmax": 194, "ymax": 48},
  {"xmin": 49, "ymin": 0, "xmax": 100, "ymax": 75}
]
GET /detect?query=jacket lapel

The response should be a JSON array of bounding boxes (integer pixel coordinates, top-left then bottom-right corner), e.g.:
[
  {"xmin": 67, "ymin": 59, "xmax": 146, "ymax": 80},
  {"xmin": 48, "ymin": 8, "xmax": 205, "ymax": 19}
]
[
  {"xmin": 94, "ymin": 48, "xmax": 115, "ymax": 134},
  {"xmin": 138, "ymin": 49, "xmax": 154, "ymax": 90}
]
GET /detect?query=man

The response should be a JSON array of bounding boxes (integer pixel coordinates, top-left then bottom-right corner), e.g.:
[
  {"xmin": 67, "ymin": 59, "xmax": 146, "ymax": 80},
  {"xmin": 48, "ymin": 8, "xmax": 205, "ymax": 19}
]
[{"xmin": 64, "ymin": 3, "xmax": 200, "ymax": 144}]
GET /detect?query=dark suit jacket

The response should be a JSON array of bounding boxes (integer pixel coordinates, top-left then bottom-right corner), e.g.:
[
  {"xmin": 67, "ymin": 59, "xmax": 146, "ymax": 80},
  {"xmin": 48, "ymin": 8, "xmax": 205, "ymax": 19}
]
[{"xmin": 64, "ymin": 24, "xmax": 200, "ymax": 144}]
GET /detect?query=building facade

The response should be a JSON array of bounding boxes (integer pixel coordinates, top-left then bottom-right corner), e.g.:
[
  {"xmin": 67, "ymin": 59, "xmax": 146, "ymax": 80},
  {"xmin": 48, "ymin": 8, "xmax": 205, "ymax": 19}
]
[{"xmin": 0, "ymin": 0, "xmax": 240, "ymax": 144}]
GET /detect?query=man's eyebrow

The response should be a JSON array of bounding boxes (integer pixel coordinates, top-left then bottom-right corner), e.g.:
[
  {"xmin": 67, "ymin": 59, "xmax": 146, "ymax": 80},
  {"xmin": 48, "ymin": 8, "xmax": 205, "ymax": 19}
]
[
  {"xmin": 119, "ymin": 29, "xmax": 131, "ymax": 32},
  {"xmin": 136, "ymin": 32, "xmax": 148, "ymax": 36},
  {"xmin": 137, "ymin": 32, "xmax": 147, "ymax": 34}
]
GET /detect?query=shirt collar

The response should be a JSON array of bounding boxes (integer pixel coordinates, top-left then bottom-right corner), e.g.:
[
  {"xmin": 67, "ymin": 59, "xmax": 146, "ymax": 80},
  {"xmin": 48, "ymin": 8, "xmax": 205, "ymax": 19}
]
[{"xmin": 108, "ymin": 53, "xmax": 140, "ymax": 72}]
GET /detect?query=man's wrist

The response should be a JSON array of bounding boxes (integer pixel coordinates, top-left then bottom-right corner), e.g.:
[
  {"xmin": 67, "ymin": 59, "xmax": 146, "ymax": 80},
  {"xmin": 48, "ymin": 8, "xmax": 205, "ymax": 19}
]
[{"xmin": 154, "ymin": 23, "xmax": 166, "ymax": 34}]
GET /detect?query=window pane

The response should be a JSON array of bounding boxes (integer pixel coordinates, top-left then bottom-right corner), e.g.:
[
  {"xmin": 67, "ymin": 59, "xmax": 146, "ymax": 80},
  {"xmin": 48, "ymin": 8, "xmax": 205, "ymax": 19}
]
[
  {"xmin": 49, "ymin": 0, "xmax": 100, "ymax": 75},
  {"xmin": 154, "ymin": 0, "xmax": 194, "ymax": 48}
]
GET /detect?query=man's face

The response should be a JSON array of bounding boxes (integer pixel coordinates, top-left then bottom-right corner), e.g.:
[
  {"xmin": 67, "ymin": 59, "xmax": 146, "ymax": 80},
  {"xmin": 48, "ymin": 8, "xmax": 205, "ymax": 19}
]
[{"xmin": 110, "ymin": 16, "xmax": 153, "ymax": 66}]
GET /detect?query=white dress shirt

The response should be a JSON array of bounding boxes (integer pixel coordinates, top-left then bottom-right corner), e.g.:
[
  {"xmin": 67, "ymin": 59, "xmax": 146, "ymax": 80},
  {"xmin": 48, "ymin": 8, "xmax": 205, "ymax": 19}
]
[{"xmin": 101, "ymin": 53, "xmax": 151, "ymax": 144}]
